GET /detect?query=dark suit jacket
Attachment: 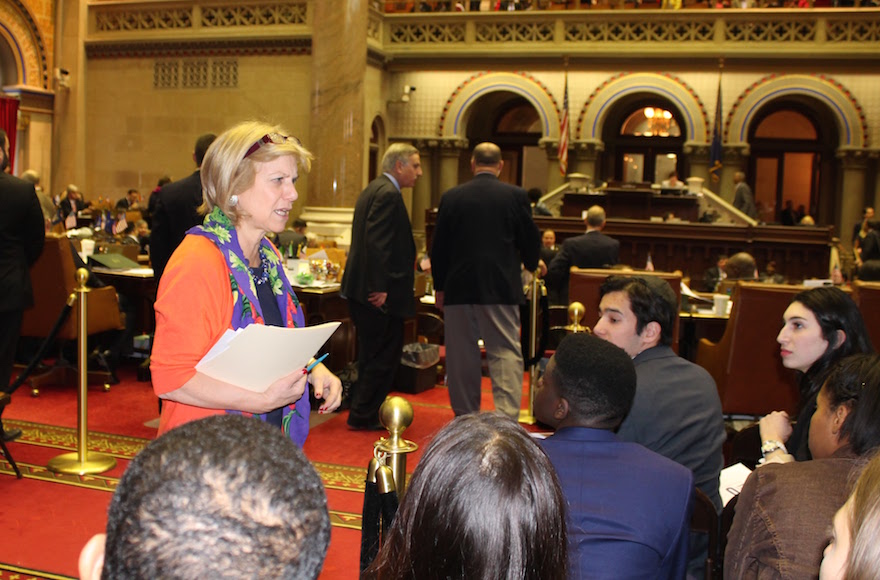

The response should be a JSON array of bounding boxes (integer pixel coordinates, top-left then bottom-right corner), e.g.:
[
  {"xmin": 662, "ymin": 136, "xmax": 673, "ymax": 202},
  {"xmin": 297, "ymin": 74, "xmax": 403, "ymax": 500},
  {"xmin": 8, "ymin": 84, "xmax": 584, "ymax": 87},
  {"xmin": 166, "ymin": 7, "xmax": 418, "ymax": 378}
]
[
  {"xmin": 430, "ymin": 173, "xmax": 540, "ymax": 306},
  {"xmin": 0, "ymin": 173, "xmax": 45, "ymax": 312},
  {"xmin": 547, "ymin": 230, "xmax": 619, "ymax": 305},
  {"xmin": 59, "ymin": 197, "xmax": 82, "ymax": 220},
  {"xmin": 150, "ymin": 170, "xmax": 204, "ymax": 282},
  {"xmin": 340, "ymin": 175, "xmax": 415, "ymax": 319},
  {"xmin": 541, "ymin": 427, "xmax": 693, "ymax": 580}
]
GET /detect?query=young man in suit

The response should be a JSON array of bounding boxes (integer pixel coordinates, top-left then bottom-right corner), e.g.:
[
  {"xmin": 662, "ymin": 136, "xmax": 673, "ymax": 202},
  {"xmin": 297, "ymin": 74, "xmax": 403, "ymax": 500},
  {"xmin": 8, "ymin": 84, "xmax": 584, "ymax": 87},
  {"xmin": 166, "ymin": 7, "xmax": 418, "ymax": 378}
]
[
  {"xmin": 593, "ymin": 274, "xmax": 725, "ymax": 577},
  {"xmin": 0, "ymin": 129, "xmax": 45, "ymax": 441},
  {"xmin": 340, "ymin": 143, "xmax": 421, "ymax": 430},
  {"xmin": 537, "ymin": 332, "xmax": 693, "ymax": 579},
  {"xmin": 546, "ymin": 204, "xmax": 619, "ymax": 305},
  {"xmin": 430, "ymin": 142, "xmax": 540, "ymax": 419},
  {"xmin": 149, "ymin": 133, "xmax": 216, "ymax": 282}
]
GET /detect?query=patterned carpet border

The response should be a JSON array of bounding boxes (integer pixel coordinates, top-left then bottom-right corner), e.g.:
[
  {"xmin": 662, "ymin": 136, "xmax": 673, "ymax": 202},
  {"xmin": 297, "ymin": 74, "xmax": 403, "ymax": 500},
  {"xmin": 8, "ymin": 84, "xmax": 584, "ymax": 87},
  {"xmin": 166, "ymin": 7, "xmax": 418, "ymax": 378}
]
[
  {"xmin": 0, "ymin": 563, "xmax": 74, "ymax": 580},
  {"xmin": 5, "ymin": 419, "xmax": 149, "ymax": 459}
]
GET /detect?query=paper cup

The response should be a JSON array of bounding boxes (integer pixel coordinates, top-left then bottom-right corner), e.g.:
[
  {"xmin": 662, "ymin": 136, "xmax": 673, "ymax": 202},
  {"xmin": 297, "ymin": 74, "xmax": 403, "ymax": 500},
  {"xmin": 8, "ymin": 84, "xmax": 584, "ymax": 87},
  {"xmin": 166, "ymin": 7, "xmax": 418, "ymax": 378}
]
[{"xmin": 713, "ymin": 294, "xmax": 729, "ymax": 316}]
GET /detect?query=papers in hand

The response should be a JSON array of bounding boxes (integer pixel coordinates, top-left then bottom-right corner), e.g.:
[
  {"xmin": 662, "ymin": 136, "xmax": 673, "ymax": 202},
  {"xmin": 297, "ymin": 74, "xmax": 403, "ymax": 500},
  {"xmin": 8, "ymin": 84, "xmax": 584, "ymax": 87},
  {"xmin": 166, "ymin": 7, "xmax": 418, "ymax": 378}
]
[{"xmin": 196, "ymin": 321, "xmax": 340, "ymax": 393}]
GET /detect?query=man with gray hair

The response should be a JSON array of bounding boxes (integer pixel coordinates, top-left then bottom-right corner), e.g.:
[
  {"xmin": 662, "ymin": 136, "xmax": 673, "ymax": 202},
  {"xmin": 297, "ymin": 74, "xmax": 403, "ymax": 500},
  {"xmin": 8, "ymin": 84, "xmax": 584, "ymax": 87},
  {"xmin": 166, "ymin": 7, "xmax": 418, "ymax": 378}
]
[
  {"xmin": 546, "ymin": 204, "xmax": 620, "ymax": 305},
  {"xmin": 341, "ymin": 143, "xmax": 422, "ymax": 430},
  {"xmin": 733, "ymin": 171, "xmax": 758, "ymax": 219}
]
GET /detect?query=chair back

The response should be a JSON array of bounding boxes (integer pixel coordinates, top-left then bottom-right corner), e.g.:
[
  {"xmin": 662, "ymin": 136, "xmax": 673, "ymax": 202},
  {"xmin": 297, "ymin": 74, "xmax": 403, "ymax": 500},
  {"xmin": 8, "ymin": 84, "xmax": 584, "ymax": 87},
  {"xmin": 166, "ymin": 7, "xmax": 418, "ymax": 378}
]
[
  {"xmin": 20, "ymin": 235, "xmax": 124, "ymax": 340},
  {"xmin": 568, "ymin": 268, "xmax": 682, "ymax": 351},
  {"xmin": 696, "ymin": 282, "xmax": 800, "ymax": 416},
  {"xmin": 690, "ymin": 487, "xmax": 720, "ymax": 580},
  {"xmin": 852, "ymin": 280, "xmax": 880, "ymax": 349}
]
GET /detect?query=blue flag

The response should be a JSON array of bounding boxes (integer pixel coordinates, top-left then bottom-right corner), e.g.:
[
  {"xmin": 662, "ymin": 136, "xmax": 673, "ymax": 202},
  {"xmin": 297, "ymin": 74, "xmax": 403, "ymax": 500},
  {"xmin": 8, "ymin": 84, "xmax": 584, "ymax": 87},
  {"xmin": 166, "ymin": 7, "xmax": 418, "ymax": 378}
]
[{"xmin": 709, "ymin": 76, "xmax": 723, "ymax": 184}]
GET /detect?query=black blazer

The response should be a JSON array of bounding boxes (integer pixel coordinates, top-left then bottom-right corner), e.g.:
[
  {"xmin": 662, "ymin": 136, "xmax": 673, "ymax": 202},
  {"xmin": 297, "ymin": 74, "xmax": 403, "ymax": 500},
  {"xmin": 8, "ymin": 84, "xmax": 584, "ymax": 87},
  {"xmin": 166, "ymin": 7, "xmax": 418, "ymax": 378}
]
[
  {"xmin": 431, "ymin": 173, "xmax": 540, "ymax": 305},
  {"xmin": 150, "ymin": 171, "xmax": 204, "ymax": 282},
  {"xmin": 547, "ymin": 231, "xmax": 620, "ymax": 305},
  {"xmin": 0, "ymin": 173, "xmax": 45, "ymax": 312},
  {"xmin": 340, "ymin": 175, "xmax": 416, "ymax": 319}
]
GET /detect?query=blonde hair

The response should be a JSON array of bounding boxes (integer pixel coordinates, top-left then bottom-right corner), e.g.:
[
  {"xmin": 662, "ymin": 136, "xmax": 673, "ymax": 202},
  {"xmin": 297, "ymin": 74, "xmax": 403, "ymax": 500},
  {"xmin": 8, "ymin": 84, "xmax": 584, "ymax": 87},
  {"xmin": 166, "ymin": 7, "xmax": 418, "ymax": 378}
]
[
  {"xmin": 199, "ymin": 121, "xmax": 313, "ymax": 224},
  {"xmin": 847, "ymin": 453, "xmax": 880, "ymax": 579}
]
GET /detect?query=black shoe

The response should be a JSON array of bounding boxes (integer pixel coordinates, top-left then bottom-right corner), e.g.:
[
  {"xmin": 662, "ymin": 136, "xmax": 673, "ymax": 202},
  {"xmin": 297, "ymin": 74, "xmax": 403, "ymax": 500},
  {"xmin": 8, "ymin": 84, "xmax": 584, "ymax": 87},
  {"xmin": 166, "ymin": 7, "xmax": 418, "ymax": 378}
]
[
  {"xmin": 1, "ymin": 428, "xmax": 22, "ymax": 442},
  {"xmin": 346, "ymin": 420, "xmax": 385, "ymax": 432}
]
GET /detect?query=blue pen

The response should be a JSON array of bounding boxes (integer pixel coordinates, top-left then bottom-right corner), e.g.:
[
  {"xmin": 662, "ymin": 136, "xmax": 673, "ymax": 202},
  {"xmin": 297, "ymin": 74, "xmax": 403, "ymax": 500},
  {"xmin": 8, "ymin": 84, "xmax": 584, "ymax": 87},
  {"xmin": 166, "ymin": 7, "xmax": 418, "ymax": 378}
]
[{"xmin": 306, "ymin": 353, "xmax": 329, "ymax": 372}]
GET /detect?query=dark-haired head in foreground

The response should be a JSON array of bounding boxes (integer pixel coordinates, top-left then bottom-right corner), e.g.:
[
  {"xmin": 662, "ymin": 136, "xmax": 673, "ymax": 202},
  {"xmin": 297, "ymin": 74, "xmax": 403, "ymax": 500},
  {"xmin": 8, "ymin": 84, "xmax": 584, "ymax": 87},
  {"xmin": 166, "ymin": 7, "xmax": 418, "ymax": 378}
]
[
  {"xmin": 79, "ymin": 414, "xmax": 330, "ymax": 579},
  {"xmin": 365, "ymin": 412, "xmax": 568, "ymax": 580}
]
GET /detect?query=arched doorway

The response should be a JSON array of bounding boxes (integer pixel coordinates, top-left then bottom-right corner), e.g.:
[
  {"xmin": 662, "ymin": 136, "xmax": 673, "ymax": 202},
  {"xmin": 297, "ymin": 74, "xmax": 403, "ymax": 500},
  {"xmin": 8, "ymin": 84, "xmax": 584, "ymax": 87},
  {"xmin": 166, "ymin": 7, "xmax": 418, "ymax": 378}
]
[
  {"xmin": 600, "ymin": 94, "xmax": 687, "ymax": 185},
  {"xmin": 464, "ymin": 92, "xmax": 545, "ymax": 188},
  {"xmin": 746, "ymin": 98, "xmax": 838, "ymax": 226}
]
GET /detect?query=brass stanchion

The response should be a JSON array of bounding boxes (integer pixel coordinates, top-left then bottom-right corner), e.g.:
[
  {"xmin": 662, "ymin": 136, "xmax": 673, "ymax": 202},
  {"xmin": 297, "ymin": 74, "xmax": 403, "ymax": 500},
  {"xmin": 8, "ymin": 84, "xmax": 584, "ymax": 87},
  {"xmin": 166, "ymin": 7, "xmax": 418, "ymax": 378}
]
[
  {"xmin": 519, "ymin": 271, "xmax": 544, "ymax": 425},
  {"xmin": 564, "ymin": 301, "xmax": 591, "ymax": 334},
  {"xmin": 374, "ymin": 396, "xmax": 418, "ymax": 502},
  {"xmin": 48, "ymin": 268, "xmax": 117, "ymax": 475}
]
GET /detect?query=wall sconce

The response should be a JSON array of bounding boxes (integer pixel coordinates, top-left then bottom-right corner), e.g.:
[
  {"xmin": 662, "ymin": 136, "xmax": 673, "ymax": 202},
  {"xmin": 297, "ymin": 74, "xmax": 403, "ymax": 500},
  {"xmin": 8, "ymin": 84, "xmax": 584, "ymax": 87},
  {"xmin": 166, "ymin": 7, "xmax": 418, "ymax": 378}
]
[{"xmin": 401, "ymin": 85, "xmax": 415, "ymax": 103}]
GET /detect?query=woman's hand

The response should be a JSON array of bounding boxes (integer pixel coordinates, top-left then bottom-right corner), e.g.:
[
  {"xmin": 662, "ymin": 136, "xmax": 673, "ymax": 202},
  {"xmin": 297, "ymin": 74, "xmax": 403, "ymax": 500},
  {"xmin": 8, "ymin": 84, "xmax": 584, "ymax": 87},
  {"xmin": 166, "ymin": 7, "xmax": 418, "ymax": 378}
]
[
  {"xmin": 309, "ymin": 363, "xmax": 343, "ymax": 414},
  {"xmin": 260, "ymin": 367, "xmax": 311, "ymax": 412},
  {"xmin": 759, "ymin": 410, "xmax": 792, "ymax": 443}
]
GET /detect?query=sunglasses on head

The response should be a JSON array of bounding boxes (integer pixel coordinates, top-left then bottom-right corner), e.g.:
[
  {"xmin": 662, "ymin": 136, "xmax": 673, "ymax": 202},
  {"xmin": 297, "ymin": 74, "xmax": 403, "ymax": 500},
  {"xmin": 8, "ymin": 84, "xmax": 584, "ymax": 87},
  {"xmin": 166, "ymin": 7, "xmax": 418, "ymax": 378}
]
[{"xmin": 243, "ymin": 132, "xmax": 301, "ymax": 159}]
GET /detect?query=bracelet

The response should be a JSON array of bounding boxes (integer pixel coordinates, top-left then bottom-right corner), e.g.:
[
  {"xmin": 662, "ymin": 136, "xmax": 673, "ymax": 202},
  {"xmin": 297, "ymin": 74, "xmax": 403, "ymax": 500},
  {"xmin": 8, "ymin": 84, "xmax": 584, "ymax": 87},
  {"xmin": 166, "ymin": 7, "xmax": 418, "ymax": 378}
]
[{"xmin": 761, "ymin": 439, "xmax": 787, "ymax": 458}]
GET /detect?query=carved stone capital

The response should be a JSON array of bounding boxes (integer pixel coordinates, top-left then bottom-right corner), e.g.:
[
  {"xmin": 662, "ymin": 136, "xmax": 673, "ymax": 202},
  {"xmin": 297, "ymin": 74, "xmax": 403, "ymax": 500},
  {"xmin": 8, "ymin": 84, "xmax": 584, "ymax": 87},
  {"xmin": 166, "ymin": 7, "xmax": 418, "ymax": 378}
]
[
  {"xmin": 683, "ymin": 141, "xmax": 710, "ymax": 162},
  {"xmin": 723, "ymin": 144, "xmax": 750, "ymax": 163},
  {"xmin": 573, "ymin": 140, "xmax": 604, "ymax": 160},
  {"xmin": 837, "ymin": 147, "xmax": 870, "ymax": 170}
]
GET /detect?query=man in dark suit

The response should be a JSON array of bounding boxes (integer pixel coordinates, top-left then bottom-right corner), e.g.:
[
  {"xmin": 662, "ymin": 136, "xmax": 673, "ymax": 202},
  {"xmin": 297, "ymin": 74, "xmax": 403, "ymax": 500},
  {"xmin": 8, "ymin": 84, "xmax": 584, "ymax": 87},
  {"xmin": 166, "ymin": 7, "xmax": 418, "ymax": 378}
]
[
  {"xmin": 546, "ymin": 205, "xmax": 619, "ymax": 305},
  {"xmin": 430, "ymin": 142, "xmax": 540, "ymax": 419},
  {"xmin": 537, "ymin": 332, "xmax": 693, "ymax": 579},
  {"xmin": 340, "ymin": 143, "xmax": 421, "ymax": 430},
  {"xmin": 0, "ymin": 129, "xmax": 45, "ymax": 440},
  {"xmin": 150, "ymin": 133, "xmax": 216, "ymax": 282}
]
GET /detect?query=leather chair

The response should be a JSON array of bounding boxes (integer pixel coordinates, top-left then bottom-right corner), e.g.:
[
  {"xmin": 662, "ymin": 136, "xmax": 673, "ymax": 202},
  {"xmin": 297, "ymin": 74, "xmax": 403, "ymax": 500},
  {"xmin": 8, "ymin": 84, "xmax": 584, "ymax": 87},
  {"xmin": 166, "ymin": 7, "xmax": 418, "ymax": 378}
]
[
  {"xmin": 852, "ymin": 280, "xmax": 880, "ymax": 349},
  {"xmin": 568, "ymin": 267, "xmax": 682, "ymax": 352},
  {"xmin": 17, "ymin": 235, "xmax": 125, "ymax": 395},
  {"xmin": 691, "ymin": 487, "xmax": 720, "ymax": 580},
  {"xmin": 695, "ymin": 282, "xmax": 801, "ymax": 417}
]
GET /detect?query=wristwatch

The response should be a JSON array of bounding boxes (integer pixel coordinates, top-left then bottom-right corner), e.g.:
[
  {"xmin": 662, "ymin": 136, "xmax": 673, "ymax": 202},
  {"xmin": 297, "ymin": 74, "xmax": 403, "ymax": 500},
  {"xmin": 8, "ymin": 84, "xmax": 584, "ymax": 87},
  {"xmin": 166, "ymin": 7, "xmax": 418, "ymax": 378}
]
[{"xmin": 761, "ymin": 439, "xmax": 788, "ymax": 457}]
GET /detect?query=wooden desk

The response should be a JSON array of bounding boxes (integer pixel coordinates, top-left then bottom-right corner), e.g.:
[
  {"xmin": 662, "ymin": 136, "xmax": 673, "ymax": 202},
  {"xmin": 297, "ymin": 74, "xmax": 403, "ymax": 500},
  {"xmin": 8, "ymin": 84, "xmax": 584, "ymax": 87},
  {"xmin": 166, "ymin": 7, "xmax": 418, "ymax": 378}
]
[
  {"xmin": 562, "ymin": 189, "xmax": 700, "ymax": 222},
  {"xmin": 679, "ymin": 309, "xmax": 728, "ymax": 362},
  {"xmin": 291, "ymin": 284, "xmax": 356, "ymax": 372},
  {"xmin": 92, "ymin": 267, "xmax": 156, "ymax": 335}
]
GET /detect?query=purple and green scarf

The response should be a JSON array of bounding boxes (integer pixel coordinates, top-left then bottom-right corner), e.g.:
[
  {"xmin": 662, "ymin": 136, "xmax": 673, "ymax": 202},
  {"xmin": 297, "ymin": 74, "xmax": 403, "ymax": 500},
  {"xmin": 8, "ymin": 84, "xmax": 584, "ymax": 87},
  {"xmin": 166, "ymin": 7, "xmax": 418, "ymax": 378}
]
[{"xmin": 188, "ymin": 206, "xmax": 309, "ymax": 446}]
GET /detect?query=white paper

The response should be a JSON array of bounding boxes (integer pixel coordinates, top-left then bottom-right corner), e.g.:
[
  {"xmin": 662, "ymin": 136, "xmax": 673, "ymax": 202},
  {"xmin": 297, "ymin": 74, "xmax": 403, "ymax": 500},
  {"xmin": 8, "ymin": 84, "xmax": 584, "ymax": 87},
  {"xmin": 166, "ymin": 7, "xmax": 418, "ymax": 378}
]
[
  {"xmin": 195, "ymin": 321, "xmax": 340, "ymax": 392},
  {"xmin": 720, "ymin": 462, "xmax": 753, "ymax": 506}
]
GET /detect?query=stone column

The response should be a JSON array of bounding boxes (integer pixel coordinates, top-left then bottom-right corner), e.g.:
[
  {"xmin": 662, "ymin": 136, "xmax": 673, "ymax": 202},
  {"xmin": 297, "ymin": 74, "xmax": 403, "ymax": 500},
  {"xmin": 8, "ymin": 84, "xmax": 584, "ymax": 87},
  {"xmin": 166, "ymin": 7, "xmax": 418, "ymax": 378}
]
[
  {"xmin": 718, "ymin": 144, "xmax": 749, "ymax": 203},
  {"xmin": 409, "ymin": 138, "xmax": 436, "ymax": 249},
  {"xmin": 684, "ymin": 142, "xmax": 711, "ymax": 189},
  {"xmin": 572, "ymin": 140, "xmax": 603, "ymax": 188},
  {"xmin": 437, "ymin": 139, "xmax": 467, "ymax": 203},
  {"xmin": 308, "ymin": 0, "xmax": 368, "ymax": 209},
  {"xmin": 52, "ymin": 0, "xmax": 88, "ymax": 196},
  {"xmin": 838, "ymin": 148, "xmax": 869, "ymax": 252}
]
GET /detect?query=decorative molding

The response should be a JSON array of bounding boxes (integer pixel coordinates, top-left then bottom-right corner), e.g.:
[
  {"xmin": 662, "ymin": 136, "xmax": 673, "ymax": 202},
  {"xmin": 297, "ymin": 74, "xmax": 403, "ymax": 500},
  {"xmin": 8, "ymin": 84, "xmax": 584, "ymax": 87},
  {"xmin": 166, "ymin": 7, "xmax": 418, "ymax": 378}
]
[
  {"xmin": 0, "ymin": 0, "xmax": 50, "ymax": 89},
  {"xmin": 93, "ymin": 2, "xmax": 307, "ymax": 33},
  {"xmin": 579, "ymin": 72, "xmax": 709, "ymax": 143},
  {"xmin": 725, "ymin": 73, "xmax": 869, "ymax": 149},
  {"xmin": 86, "ymin": 38, "xmax": 311, "ymax": 59}
]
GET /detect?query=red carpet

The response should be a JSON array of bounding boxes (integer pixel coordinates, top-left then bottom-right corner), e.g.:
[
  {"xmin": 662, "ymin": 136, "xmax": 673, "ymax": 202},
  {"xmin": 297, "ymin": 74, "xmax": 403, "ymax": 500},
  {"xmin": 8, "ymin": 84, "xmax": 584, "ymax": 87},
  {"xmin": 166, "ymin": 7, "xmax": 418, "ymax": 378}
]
[{"xmin": 1, "ymin": 365, "xmax": 537, "ymax": 579}]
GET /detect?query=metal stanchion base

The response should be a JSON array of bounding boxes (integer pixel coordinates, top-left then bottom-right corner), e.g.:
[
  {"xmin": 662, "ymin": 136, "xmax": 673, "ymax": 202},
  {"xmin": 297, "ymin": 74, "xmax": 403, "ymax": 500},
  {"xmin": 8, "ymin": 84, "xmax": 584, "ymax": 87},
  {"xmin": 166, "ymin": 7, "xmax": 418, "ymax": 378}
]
[
  {"xmin": 48, "ymin": 451, "xmax": 117, "ymax": 475},
  {"xmin": 518, "ymin": 409, "xmax": 536, "ymax": 425}
]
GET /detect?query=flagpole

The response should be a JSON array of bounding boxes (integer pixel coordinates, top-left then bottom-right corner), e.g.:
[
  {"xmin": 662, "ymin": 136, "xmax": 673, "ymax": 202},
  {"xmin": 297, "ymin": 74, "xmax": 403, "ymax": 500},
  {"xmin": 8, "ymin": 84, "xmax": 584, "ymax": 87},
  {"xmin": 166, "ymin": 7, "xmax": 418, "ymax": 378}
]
[{"xmin": 558, "ymin": 58, "xmax": 570, "ymax": 178}]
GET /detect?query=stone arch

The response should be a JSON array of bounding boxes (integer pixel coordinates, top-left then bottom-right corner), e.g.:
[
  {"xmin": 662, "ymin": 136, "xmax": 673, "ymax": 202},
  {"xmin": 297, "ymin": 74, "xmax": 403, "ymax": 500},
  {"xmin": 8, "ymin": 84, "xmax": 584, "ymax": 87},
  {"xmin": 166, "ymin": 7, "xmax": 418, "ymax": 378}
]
[
  {"xmin": 438, "ymin": 71, "xmax": 560, "ymax": 139},
  {"xmin": 578, "ymin": 72, "xmax": 709, "ymax": 143},
  {"xmin": 726, "ymin": 74, "xmax": 867, "ymax": 149},
  {"xmin": 0, "ymin": 0, "xmax": 49, "ymax": 89}
]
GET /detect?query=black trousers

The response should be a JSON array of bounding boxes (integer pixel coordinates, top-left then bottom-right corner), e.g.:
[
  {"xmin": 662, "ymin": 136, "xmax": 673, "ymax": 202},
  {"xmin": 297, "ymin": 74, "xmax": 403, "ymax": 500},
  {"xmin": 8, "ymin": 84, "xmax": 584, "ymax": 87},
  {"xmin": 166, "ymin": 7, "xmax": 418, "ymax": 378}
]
[
  {"xmin": 0, "ymin": 310, "xmax": 23, "ymax": 392},
  {"xmin": 347, "ymin": 300, "xmax": 405, "ymax": 427}
]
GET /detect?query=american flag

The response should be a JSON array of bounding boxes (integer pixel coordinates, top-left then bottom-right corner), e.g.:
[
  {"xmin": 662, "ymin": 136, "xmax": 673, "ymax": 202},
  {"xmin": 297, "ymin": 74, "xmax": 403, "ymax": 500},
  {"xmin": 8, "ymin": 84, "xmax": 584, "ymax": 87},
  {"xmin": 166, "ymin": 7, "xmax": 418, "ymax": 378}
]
[
  {"xmin": 709, "ymin": 75, "xmax": 723, "ymax": 183},
  {"xmin": 558, "ymin": 72, "xmax": 569, "ymax": 177}
]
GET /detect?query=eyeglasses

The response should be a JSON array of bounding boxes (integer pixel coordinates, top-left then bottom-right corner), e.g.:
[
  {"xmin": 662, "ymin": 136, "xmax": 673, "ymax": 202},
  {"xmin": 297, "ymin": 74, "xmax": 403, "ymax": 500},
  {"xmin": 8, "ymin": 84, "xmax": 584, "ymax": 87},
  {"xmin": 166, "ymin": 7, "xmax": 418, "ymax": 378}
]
[{"xmin": 243, "ymin": 132, "xmax": 301, "ymax": 159}]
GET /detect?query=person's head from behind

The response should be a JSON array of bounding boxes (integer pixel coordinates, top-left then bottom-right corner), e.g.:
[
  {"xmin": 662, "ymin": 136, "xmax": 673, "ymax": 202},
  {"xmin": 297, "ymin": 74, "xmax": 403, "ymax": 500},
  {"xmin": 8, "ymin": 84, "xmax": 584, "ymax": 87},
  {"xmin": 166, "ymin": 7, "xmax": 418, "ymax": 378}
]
[
  {"xmin": 777, "ymin": 286, "xmax": 873, "ymax": 377},
  {"xmin": 193, "ymin": 133, "xmax": 217, "ymax": 167},
  {"xmin": 79, "ymin": 414, "xmax": 330, "ymax": 579},
  {"xmin": 21, "ymin": 169, "xmax": 40, "ymax": 187},
  {"xmin": 367, "ymin": 412, "xmax": 568, "ymax": 580},
  {"xmin": 820, "ymin": 452, "xmax": 880, "ymax": 580},
  {"xmin": 725, "ymin": 252, "xmax": 757, "ymax": 280},
  {"xmin": 292, "ymin": 218, "xmax": 307, "ymax": 233},
  {"xmin": 585, "ymin": 205, "xmax": 606, "ymax": 230},
  {"xmin": 535, "ymin": 332, "xmax": 636, "ymax": 430},
  {"xmin": 594, "ymin": 275, "xmax": 677, "ymax": 358},
  {"xmin": 527, "ymin": 187, "xmax": 543, "ymax": 205},
  {"xmin": 382, "ymin": 142, "xmax": 422, "ymax": 188},
  {"xmin": 200, "ymin": 121, "xmax": 313, "ymax": 234},
  {"xmin": 0, "ymin": 129, "xmax": 8, "ymax": 171},
  {"xmin": 470, "ymin": 142, "xmax": 503, "ymax": 175},
  {"xmin": 542, "ymin": 229, "xmax": 556, "ymax": 248},
  {"xmin": 809, "ymin": 354, "xmax": 880, "ymax": 460}
]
